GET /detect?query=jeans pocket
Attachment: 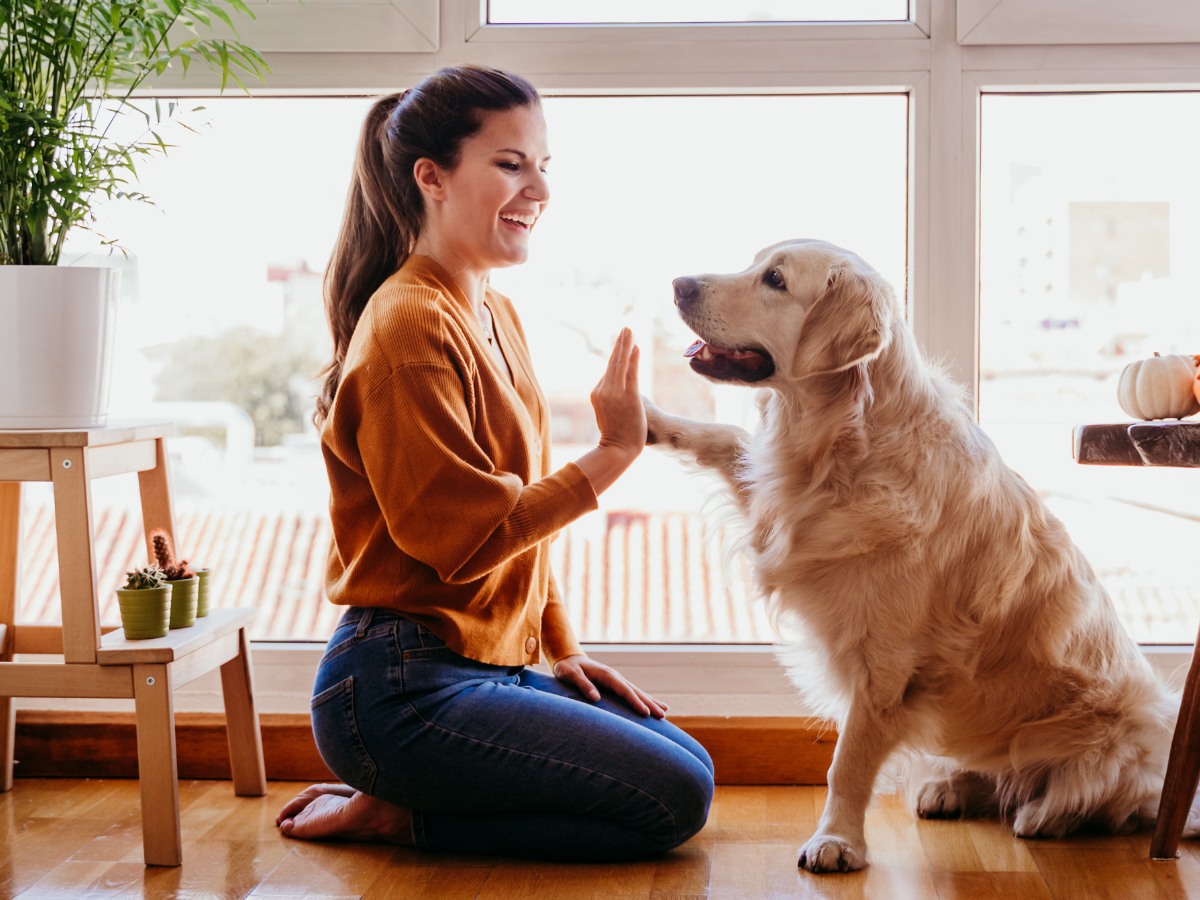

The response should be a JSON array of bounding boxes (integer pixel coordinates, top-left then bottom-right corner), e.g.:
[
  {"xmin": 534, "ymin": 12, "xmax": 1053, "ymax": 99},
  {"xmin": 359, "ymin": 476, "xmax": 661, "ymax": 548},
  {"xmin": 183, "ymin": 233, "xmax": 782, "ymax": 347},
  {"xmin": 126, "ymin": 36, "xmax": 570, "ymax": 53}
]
[{"xmin": 311, "ymin": 676, "xmax": 378, "ymax": 793}]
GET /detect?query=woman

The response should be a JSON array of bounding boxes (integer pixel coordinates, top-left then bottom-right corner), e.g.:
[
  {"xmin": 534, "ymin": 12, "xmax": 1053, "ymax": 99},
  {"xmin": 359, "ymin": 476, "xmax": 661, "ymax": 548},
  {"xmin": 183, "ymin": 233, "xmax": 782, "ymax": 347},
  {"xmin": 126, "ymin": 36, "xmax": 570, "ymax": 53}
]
[{"xmin": 276, "ymin": 65, "xmax": 714, "ymax": 861}]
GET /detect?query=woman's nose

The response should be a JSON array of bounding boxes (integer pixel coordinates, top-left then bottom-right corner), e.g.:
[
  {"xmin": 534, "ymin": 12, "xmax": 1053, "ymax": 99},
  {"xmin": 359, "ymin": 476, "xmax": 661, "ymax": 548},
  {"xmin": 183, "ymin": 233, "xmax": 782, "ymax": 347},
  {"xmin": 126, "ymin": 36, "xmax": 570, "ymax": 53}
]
[{"xmin": 525, "ymin": 169, "xmax": 550, "ymax": 202}]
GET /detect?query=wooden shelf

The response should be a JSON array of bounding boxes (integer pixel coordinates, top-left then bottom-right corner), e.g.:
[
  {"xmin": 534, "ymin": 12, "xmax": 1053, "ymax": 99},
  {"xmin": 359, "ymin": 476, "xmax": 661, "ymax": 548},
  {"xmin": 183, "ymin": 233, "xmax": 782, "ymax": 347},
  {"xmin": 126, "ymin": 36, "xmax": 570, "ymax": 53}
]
[
  {"xmin": 98, "ymin": 607, "xmax": 256, "ymax": 665},
  {"xmin": 1073, "ymin": 421, "xmax": 1200, "ymax": 468}
]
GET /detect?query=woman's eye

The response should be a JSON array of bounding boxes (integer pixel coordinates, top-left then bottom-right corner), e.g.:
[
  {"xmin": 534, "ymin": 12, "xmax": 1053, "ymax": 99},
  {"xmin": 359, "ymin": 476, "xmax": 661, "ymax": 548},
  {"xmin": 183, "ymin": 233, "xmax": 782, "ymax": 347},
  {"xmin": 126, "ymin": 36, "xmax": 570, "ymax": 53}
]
[
  {"xmin": 764, "ymin": 268, "xmax": 786, "ymax": 290},
  {"xmin": 498, "ymin": 161, "xmax": 520, "ymax": 172}
]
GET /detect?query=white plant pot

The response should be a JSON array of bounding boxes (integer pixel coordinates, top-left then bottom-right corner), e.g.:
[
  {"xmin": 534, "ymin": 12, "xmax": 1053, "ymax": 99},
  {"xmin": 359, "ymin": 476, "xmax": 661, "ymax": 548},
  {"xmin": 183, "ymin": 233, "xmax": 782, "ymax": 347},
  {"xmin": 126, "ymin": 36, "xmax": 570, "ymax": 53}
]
[{"xmin": 0, "ymin": 266, "xmax": 120, "ymax": 429}]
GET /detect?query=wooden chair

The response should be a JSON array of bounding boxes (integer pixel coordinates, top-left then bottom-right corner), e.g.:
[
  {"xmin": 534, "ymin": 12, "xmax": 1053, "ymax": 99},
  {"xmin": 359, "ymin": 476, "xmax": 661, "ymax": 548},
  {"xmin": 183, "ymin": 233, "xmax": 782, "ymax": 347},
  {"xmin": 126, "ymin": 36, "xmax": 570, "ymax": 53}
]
[
  {"xmin": 1151, "ymin": 628, "xmax": 1200, "ymax": 860},
  {"xmin": 0, "ymin": 424, "xmax": 266, "ymax": 866},
  {"xmin": 1076, "ymin": 422, "xmax": 1200, "ymax": 860}
]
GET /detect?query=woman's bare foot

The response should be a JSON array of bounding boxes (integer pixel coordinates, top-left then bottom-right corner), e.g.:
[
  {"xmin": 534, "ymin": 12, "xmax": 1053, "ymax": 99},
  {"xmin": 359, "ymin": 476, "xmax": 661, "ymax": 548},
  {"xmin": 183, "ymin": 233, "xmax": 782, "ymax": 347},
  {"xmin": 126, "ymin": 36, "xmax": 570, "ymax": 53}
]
[
  {"xmin": 276, "ymin": 783, "xmax": 413, "ymax": 845},
  {"xmin": 275, "ymin": 783, "xmax": 355, "ymax": 826}
]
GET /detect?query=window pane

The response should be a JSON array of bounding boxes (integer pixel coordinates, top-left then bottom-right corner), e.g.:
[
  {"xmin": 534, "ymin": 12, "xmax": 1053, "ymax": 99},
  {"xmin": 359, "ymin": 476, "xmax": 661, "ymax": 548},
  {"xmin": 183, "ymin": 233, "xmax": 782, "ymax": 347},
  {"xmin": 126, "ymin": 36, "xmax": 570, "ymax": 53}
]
[
  {"xmin": 19, "ymin": 94, "xmax": 906, "ymax": 643},
  {"xmin": 489, "ymin": 0, "xmax": 908, "ymax": 25},
  {"xmin": 979, "ymin": 92, "xmax": 1200, "ymax": 644},
  {"xmin": 21, "ymin": 98, "xmax": 367, "ymax": 644},
  {"xmin": 496, "ymin": 94, "xmax": 907, "ymax": 642}
]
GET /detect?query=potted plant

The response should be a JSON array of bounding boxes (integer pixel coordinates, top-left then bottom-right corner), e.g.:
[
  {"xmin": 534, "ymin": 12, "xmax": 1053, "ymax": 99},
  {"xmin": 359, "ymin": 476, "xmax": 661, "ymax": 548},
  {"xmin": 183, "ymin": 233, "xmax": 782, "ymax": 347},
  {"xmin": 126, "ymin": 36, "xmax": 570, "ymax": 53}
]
[
  {"xmin": 151, "ymin": 529, "xmax": 198, "ymax": 629},
  {"xmin": 193, "ymin": 565, "xmax": 212, "ymax": 618},
  {"xmin": 116, "ymin": 564, "xmax": 171, "ymax": 639},
  {"xmin": 0, "ymin": 0, "xmax": 268, "ymax": 428}
]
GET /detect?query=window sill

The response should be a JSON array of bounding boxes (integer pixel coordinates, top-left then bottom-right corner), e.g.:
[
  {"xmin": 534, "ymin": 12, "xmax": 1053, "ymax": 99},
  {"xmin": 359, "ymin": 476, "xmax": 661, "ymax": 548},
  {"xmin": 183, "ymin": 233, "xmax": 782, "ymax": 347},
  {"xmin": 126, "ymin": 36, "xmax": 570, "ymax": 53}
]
[{"xmin": 13, "ymin": 641, "xmax": 1193, "ymax": 718}]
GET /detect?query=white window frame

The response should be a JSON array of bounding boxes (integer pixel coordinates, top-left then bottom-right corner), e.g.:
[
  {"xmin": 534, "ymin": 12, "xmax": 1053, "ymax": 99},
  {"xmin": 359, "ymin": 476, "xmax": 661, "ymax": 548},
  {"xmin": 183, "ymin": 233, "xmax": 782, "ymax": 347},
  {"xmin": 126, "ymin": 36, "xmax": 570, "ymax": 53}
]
[
  {"xmin": 75, "ymin": 0, "xmax": 1195, "ymax": 719},
  {"xmin": 467, "ymin": 2, "xmax": 929, "ymax": 41}
]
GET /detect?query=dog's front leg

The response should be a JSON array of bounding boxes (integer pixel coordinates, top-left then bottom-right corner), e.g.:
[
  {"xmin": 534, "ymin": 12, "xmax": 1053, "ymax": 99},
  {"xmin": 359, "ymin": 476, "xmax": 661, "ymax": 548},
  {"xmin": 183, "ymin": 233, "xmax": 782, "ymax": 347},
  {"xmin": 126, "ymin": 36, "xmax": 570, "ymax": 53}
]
[
  {"xmin": 643, "ymin": 397, "xmax": 750, "ymax": 503},
  {"xmin": 800, "ymin": 698, "xmax": 904, "ymax": 873}
]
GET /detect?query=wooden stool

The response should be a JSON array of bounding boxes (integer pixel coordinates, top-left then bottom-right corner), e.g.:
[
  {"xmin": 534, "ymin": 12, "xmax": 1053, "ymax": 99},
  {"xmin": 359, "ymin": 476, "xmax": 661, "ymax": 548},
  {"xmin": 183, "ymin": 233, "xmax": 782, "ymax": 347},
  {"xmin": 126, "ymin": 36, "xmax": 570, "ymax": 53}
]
[{"xmin": 0, "ymin": 424, "xmax": 266, "ymax": 866}]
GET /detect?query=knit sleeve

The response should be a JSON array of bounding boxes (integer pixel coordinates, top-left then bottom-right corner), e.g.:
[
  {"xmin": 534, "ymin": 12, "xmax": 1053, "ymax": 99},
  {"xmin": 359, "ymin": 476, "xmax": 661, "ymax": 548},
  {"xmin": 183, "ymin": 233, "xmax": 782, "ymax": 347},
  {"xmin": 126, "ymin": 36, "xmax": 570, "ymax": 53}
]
[
  {"xmin": 351, "ymin": 358, "xmax": 597, "ymax": 586},
  {"xmin": 541, "ymin": 571, "xmax": 583, "ymax": 664}
]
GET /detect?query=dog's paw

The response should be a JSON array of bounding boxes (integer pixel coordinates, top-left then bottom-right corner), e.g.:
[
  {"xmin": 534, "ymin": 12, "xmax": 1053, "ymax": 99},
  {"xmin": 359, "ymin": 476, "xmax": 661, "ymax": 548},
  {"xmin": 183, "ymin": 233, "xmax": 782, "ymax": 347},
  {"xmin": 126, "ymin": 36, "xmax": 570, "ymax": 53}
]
[
  {"xmin": 915, "ymin": 779, "xmax": 967, "ymax": 820},
  {"xmin": 642, "ymin": 396, "xmax": 677, "ymax": 448},
  {"xmin": 1012, "ymin": 801, "xmax": 1070, "ymax": 840},
  {"xmin": 797, "ymin": 833, "xmax": 867, "ymax": 873},
  {"xmin": 913, "ymin": 770, "xmax": 997, "ymax": 821}
]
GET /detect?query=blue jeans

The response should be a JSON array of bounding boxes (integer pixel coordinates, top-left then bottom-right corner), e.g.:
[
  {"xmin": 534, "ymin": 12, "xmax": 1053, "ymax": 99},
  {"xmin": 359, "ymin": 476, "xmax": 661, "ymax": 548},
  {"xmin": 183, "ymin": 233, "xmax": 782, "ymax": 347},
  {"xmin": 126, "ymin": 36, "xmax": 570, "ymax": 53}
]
[{"xmin": 310, "ymin": 607, "xmax": 715, "ymax": 861}]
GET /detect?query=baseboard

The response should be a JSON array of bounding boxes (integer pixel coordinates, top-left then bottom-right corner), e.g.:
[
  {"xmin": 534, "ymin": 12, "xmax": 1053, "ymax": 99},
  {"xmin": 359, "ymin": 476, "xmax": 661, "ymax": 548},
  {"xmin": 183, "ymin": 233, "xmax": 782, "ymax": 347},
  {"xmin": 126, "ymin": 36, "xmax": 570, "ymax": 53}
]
[{"xmin": 12, "ymin": 711, "xmax": 835, "ymax": 785}]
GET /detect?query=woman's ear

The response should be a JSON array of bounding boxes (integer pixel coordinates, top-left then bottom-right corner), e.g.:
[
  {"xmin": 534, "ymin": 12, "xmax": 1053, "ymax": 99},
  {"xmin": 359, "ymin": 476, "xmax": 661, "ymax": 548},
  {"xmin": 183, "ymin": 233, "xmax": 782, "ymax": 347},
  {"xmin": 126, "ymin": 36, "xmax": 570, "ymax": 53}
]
[{"xmin": 412, "ymin": 158, "xmax": 446, "ymax": 202}]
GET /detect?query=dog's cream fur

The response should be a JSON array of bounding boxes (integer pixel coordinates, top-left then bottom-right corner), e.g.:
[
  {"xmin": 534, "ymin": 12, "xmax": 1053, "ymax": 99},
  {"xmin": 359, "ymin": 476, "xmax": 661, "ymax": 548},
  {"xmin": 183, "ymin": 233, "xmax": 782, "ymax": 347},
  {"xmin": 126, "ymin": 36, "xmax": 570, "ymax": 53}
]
[{"xmin": 645, "ymin": 238, "xmax": 1192, "ymax": 873}]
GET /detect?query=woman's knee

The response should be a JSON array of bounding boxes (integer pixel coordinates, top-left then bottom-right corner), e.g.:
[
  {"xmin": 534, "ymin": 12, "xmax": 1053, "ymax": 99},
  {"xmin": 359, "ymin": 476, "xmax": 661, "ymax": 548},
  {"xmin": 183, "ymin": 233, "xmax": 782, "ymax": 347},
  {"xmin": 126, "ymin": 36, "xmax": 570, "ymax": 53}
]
[
  {"xmin": 648, "ymin": 755, "xmax": 715, "ymax": 853},
  {"xmin": 681, "ymin": 760, "xmax": 716, "ymax": 838}
]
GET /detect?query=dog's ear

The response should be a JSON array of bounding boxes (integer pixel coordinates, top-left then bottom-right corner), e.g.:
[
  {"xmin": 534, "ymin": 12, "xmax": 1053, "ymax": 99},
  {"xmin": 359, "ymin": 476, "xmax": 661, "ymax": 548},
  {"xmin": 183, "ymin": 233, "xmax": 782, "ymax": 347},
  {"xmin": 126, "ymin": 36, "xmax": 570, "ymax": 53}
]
[{"xmin": 790, "ymin": 263, "xmax": 894, "ymax": 379}]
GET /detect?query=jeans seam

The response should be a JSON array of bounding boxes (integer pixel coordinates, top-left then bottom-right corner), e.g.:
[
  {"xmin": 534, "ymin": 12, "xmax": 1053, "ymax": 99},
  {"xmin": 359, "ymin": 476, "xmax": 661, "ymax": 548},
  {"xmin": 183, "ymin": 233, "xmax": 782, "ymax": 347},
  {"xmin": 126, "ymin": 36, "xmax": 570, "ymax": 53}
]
[
  {"xmin": 312, "ymin": 677, "xmax": 378, "ymax": 794},
  {"xmin": 401, "ymin": 700, "xmax": 683, "ymax": 841}
]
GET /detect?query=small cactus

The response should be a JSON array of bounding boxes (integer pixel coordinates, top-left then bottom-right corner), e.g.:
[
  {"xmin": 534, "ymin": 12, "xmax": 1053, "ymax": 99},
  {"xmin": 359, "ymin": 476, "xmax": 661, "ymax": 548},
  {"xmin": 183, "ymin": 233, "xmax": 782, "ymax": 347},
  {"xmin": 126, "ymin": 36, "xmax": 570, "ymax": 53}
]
[
  {"xmin": 124, "ymin": 565, "xmax": 168, "ymax": 590},
  {"xmin": 150, "ymin": 529, "xmax": 195, "ymax": 581}
]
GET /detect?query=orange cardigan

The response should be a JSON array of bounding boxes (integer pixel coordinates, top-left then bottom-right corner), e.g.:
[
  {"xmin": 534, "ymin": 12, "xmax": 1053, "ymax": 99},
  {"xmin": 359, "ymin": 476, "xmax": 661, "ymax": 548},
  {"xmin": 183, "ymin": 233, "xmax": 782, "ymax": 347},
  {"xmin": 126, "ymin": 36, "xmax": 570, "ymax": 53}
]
[{"xmin": 320, "ymin": 255, "xmax": 597, "ymax": 666}]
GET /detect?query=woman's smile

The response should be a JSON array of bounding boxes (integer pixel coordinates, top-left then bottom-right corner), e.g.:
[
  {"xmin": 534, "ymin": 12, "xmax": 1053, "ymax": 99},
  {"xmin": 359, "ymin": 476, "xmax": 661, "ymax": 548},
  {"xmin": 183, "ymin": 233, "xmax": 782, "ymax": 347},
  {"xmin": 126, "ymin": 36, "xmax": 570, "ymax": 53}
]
[{"xmin": 499, "ymin": 210, "xmax": 538, "ymax": 231}]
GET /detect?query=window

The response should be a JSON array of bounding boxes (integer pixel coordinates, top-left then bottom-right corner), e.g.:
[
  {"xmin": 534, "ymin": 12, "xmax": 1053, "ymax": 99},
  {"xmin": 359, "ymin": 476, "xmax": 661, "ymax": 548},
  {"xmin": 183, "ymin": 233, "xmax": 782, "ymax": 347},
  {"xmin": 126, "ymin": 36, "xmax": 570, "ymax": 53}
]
[
  {"xmin": 18, "ymin": 92, "xmax": 906, "ymax": 644},
  {"xmin": 19, "ymin": 98, "xmax": 368, "ymax": 643},
  {"xmin": 979, "ymin": 92, "xmax": 1200, "ymax": 643},
  {"xmin": 14, "ymin": 2, "xmax": 1200, "ymax": 722},
  {"xmin": 494, "ymin": 93, "xmax": 908, "ymax": 641},
  {"xmin": 488, "ymin": 0, "xmax": 909, "ymax": 25}
]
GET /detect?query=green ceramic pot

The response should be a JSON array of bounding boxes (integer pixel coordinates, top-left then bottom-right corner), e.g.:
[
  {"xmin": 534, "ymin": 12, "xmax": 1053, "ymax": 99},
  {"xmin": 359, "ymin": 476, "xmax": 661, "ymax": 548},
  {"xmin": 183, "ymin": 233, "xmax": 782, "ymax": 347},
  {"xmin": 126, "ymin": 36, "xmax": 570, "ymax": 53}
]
[
  {"xmin": 167, "ymin": 575, "xmax": 199, "ymax": 629},
  {"xmin": 116, "ymin": 586, "xmax": 171, "ymax": 640},
  {"xmin": 194, "ymin": 569, "xmax": 210, "ymax": 618}
]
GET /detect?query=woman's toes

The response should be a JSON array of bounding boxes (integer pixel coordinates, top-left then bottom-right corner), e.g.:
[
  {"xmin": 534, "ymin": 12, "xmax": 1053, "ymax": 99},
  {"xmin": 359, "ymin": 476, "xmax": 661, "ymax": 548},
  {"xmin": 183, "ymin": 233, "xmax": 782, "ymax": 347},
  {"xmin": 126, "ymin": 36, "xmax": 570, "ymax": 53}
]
[{"xmin": 276, "ymin": 783, "xmax": 354, "ymax": 827}]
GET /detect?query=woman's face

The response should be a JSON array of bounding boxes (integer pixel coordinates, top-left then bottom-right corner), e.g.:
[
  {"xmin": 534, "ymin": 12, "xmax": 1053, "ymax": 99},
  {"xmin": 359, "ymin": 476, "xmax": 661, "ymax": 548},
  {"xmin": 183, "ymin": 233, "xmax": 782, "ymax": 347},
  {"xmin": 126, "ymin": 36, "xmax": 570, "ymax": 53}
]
[{"xmin": 426, "ymin": 104, "xmax": 551, "ymax": 275}]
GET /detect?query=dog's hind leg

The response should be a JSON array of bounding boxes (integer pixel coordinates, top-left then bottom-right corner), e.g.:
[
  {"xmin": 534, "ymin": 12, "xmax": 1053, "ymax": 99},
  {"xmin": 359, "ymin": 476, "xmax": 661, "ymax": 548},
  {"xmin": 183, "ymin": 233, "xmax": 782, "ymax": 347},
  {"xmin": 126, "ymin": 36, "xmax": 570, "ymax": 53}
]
[{"xmin": 799, "ymin": 698, "xmax": 906, "ymax": 873}]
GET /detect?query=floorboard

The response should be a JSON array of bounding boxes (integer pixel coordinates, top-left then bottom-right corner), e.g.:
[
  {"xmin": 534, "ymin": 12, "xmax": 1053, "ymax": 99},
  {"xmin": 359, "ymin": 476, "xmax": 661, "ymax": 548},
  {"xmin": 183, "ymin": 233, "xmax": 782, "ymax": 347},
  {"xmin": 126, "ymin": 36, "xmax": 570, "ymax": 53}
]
[{"xmin": 3, "ymin": 779, "xmax": 1199, "ymax": 899}]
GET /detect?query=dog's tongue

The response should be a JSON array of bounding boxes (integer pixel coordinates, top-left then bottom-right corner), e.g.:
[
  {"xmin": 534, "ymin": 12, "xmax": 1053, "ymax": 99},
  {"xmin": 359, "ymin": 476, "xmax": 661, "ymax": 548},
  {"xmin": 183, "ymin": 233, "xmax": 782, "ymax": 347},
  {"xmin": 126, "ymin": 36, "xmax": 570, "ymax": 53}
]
[{"xmin": 685, "ymin": 340, "xmax": 764, "ymax": 366}]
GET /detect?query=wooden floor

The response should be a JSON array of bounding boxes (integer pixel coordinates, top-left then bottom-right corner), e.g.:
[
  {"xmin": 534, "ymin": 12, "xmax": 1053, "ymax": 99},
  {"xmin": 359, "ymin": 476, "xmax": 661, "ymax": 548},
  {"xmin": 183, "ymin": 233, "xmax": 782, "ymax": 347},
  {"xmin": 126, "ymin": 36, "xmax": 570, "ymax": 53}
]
[{"xmin": 2, "ymin": 778, "xmax": 1200, "ymax": 899}]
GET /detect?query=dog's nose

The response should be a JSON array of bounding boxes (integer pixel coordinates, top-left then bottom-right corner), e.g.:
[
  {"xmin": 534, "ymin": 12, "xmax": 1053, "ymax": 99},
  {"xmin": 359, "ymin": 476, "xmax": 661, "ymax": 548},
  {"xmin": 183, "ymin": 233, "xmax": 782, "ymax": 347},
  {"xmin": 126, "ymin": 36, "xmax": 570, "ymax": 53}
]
[{"xmin": 673, "ymin": 276, "xmax": 701, "ymax": 309}]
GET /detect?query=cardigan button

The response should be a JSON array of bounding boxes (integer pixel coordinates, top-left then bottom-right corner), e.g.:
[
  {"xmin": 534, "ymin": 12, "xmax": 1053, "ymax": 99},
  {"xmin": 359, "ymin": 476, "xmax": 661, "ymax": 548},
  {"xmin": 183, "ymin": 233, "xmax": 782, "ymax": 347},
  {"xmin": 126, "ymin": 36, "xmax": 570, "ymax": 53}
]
[{"xmin": 525, "ymin": 636, "xmax": 537, "ymax": 655}]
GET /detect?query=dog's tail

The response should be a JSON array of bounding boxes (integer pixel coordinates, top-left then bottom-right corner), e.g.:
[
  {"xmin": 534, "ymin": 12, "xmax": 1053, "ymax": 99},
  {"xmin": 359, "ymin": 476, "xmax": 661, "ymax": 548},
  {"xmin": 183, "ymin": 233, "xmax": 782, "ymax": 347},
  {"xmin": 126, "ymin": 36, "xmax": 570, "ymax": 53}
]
[
  {"xmin": 996, "ymin": 675, "xmax": 1177, "ymax": 837},
  {"xmin": 1137, "ymin": 685, "xmax": 1200, "ymax": 839}
]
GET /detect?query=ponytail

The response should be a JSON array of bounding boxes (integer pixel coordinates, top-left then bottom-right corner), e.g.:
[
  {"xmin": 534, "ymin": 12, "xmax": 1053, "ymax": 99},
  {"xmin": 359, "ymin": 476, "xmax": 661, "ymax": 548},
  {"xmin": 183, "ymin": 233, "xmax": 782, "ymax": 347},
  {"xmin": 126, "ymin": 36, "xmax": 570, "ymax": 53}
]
[{"xmin": 315, "ymin": 93, "xmax": 413, "ymax": 425}]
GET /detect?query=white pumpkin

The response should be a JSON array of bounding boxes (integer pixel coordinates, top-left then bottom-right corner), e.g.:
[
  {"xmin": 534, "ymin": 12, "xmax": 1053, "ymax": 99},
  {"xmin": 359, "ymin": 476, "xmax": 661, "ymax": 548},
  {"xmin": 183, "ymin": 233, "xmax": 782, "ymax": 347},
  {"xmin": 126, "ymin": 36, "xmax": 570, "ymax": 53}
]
[{"xmin": 1117, "ymin": 352, "xmax": 1200, "ymax": 420}]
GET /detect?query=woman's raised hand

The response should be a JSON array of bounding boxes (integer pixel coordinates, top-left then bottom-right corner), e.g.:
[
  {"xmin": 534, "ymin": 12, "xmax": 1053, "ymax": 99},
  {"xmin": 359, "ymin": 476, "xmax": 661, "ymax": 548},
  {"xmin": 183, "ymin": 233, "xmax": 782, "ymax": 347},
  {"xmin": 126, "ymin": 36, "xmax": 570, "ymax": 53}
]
[
  {"xmin": 590, "ymin": 327, "xmax": 646, "ymax": 457},
  {"xmin": 574, "ymin": 328, "xmax": 646, "ymax": 495}
]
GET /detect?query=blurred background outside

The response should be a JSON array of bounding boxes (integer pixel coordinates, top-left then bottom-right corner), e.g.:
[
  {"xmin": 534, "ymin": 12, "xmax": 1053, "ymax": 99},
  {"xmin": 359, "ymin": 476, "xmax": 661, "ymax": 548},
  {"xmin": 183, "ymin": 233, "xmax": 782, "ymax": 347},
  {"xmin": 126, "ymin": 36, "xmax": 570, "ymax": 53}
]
[{"xmin": 15, "ymin": 91, "xmax": 1200, "ymax": 646}]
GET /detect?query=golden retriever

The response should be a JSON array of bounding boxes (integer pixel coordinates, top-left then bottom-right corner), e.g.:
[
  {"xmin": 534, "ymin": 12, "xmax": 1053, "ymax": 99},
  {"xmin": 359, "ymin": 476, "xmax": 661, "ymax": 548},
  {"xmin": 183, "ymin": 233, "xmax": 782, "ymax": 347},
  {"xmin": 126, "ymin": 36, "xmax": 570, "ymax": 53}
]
[{"xmin": 644, "ymin": 238, "xmax": 1192, "ymax": 873}]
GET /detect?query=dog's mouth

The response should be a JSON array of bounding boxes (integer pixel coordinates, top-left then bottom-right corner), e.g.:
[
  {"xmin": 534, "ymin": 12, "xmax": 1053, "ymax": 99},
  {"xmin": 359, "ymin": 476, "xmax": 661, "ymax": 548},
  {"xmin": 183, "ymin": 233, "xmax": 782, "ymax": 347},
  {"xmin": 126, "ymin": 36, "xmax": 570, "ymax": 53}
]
[{"xmin": 684, "ymin": 339, "xmax": 776, "ymax": 383}]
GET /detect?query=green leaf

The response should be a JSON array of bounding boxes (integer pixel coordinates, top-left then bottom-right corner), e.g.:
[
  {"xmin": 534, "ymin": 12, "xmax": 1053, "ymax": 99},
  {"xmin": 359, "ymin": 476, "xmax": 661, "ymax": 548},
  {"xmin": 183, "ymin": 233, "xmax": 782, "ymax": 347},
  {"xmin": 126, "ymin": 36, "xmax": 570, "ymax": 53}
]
[{"xmin": 0, "ymin": 0, "xmax": 270, "ymax": 265}]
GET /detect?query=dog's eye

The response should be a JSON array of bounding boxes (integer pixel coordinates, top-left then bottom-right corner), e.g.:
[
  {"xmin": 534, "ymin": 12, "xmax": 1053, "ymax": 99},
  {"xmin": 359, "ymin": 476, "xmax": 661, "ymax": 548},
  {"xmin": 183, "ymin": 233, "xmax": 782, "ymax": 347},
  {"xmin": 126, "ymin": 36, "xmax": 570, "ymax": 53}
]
[{"xmin": 763, "ymin": 268, "xmax": 786, "ymax": 291}]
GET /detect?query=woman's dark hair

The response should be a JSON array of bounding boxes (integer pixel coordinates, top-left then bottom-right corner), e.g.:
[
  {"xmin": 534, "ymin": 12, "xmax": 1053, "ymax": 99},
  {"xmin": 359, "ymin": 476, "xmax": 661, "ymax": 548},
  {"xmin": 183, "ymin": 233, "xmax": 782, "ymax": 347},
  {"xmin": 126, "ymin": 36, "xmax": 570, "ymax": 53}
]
[{"xmin": 314, "ymin": 65, "xmax": 541, "ymax": 425}]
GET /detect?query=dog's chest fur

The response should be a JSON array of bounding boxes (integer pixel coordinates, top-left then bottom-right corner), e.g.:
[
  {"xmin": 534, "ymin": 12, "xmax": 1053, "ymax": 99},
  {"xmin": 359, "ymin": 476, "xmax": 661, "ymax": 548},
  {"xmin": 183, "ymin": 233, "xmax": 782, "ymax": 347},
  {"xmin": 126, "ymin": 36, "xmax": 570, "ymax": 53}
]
[{"xmin": 734, "ymin": 377, "xmax": 988, "ymax": 714}]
